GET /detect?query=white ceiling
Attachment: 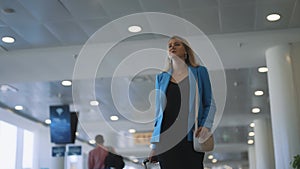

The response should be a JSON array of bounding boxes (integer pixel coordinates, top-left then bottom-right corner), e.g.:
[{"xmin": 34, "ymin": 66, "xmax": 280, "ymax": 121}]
[{"xmin": 1, "ymin": 0, "xmax": 300, "ymax": 167}]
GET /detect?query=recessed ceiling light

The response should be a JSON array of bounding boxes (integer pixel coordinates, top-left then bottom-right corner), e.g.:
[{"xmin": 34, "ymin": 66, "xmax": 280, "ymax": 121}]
[
  {"xmin": 2, "ymin": 36, "xmax": 15, "ymax": 43},
  {"xmin": 248, "ymin": 131, "xmax": 255, "ymax": 137},
  {"xmin": 258, "ymin": 67, "xmax": 268, "ymax": 73},
  {"xmin": 248, "ymin": 139, "xmax": 254, "ymax": 145},
  {"xmin": 15, "ymin": 105, "xmax": 23, "ymax": 110},
  {"xmin": 250, "ymin": 122, "xmax": 255, "ymax": 128},
  {"xmin": 254, "ymin": 90, "xmax": 264, "ymax": 96},
  {"xmin": 266, "ymin": 13, "xmax": 281, "ymax": 22},
  {"xmin": 128, "ymin": 129, "xmax": 136, "ymax": 133},
  {"xmin": 89, "ymin": 139, "xmax": 96, "ymax": 144},
  {"xmin": 90, "ymin": 100, "xmax": 99, "ymax": 106},
  {"xmin": 252, "ymin": 107, "xmax": 261, "ymax": 113},
  {"xmin": 212, "ymin": 159, "xmax": 218, "ymax": 163},
  {"xmin": 110, "ymin": 115, "xmax": 119, "ymax": 121},
  {"xmin": 75, "ymin": 132, "xmax": 79, "ymax": 136},
  {"xmin": 45, "ymin": 119, "xmax": 51, "ymax": 124},
  {"xmin": 208, "ymin": 155, "xmax": 214, "ymax": 159},
  {"xmin": 128, "ymin": 25, "xmax": 142, "ymax": 33},
  {"xmin": 61, "ymin": 80, "xmax": 72, "ymax": 86}
]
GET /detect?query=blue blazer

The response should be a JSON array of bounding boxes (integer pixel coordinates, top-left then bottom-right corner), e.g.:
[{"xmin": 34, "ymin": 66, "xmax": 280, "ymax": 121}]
[{"xmin": 150, "ymin": 66, "xmax": 216, "ymax": 146}]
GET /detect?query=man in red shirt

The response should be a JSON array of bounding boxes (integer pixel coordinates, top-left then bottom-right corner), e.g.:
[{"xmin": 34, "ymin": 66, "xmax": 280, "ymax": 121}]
[{"xmin": 88, "ymin": 135, "xmax": 108, "ymax": 169}]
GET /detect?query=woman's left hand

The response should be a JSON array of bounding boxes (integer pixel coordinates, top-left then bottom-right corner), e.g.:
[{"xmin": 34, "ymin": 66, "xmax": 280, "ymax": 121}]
[{"xmin": 195, "ymin": 126, "xmax": 209, "ymax": 138}]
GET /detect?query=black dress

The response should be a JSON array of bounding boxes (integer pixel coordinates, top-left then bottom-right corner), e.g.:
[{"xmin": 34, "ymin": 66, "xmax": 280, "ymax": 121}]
[{"xmin": 157, "ymin": 77, "xmax": 204, "ymax": 169}]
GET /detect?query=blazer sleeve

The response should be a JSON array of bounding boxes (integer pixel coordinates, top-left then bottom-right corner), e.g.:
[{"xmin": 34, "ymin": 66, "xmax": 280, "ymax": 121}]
[
  {"xmin": 150, "ymin": 74, "xmax": 161, "ymax": 150},
  {"xmin": 199, "ymin": 66, "xmax": 216, "ymax": 129},
  {"xmin": 154, "ymin": 74, "xmax": 161, "ymax": 122}
]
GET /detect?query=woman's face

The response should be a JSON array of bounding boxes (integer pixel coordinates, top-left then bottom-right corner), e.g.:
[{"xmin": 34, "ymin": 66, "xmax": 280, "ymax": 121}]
[{"xmin": 168, "ymin": 38, "xmax": 186, "ymax": 60}]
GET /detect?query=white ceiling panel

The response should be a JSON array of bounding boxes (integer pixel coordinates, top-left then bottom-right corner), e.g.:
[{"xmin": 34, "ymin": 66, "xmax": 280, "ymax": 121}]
[
  {"xmin": 220, "ymin": 3, "xmax": 255, "ymax": 33},
  {"xmin": 219, "ymin": 0, "xmax": 255, "ymax": 6},
  {"xmin": 60, "ymin": 0, "xmax": 109, "ymax": 19},
  {"xmin": 179, "ymin": 0, "xmax": 218, "ymax": 10},
  {"xmin": 289, "ymin": 0, "xmax": 300, "ymax": 27},
  {"xmin": 139, "ymin": 0, "xmax": 181, "ymax": 14},
  {"xmin": 44, "ymin": 21, "xmax": 88, "ymax": 45},
  {"xmin": 11, "ymin": 23, "xmax": 60, "ymax": 47},
  {"xmin": 182, "ymin": 7, "xmax": 221, "ymax": 34},
  {"xmin": 0, "ymin": 19, "xmax": 5, "ymax": 27},
  {"xmin": 78, "ymin": 17, "xmax": 111, "ymax": 36},
  {"xmin": 18, "ymin": 0, "xmax": 73, "ymax": 22},
  {"xmin": 99, "ymin": 0, "xmax": 144, "ymax": 19}
]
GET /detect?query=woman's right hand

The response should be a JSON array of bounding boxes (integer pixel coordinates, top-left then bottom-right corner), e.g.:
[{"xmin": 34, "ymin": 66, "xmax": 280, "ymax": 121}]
[{"xmin": 148, "ymin": 150, "xmax": 158, "ymax": 163}]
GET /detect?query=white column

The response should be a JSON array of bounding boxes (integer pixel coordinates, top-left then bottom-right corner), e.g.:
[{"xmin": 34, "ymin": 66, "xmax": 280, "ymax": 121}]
[
  {"xmin": 253, "ymin": 118, "xmax": 275, "ymax": 169},
  {"xmin": 248, "ymin": 146, "xmax": 256, "ymax": 169},
  {"xmin": 266, "ymin": 44, "xmax": 300, "ymax": 169}
]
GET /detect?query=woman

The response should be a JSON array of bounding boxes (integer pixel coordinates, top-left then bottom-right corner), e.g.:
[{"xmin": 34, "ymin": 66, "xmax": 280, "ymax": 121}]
[{"xmin": 148, "ymin": 36, "xmax": 216, "ymax": 169}]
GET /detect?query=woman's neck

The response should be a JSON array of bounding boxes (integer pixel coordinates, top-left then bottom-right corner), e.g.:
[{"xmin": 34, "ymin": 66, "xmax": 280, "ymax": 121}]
[{"xmin": 172, "ymin": 58, "xmax": 188, "ymax": 73}]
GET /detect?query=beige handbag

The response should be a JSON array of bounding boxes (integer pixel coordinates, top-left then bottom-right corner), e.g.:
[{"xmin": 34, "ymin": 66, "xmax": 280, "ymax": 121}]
[{"xmin": 193, "ymin": 82, "xmax": 214, "ymax": 152}]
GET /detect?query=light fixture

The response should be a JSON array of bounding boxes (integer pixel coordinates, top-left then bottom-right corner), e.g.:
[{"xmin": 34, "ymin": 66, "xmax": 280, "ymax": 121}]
[
  {"xmin": 0, "ymin": 84, "xmax": 18, "ymax": 92},
  {"xmin": 128, "ymin": 129, "xmax": 136, "ymax": 133},
  {"xmin": 128, "ymin": 25, "xmax": 142, "ymax": 33},
  {"xmin": 250, "ymin": 122, "xmax": 255, "ymax": 128},
  {"xmin": 75, "ymin": 132, "xmax": 79, "ymax": 136},
  {"xmin": 266, "ymin": 13, "xmax": 281, "ymax": 22},
  {"xmin": 90, "ymin": 100, "xmax": 99, "ymax": 106},
  {"xmin": 45, "ymin": 119, "xmax": 51, "ymax": 124},
  {"xmin": 252, "ymin": 107, "xmax": 261, "ymax": 113},
  {"xmin": 254, "ymin": 90, "xmax": 264, "ymax": 96},
  {"xmin": 248, "ymin": 131, "xmax": 255, "ymax": 137},
  {"xmin": 61, "ymin": 80, "xmax": 72, "ymax": 86},
  {"xmin": 258, "ymin": 67, "xmax": 268, "ymax": 73},
  {"xmin": 132, "ymin": 159, "xmax": 139, "ymax": 163},
  {"xmin": 89, "ymin": 139, "xmax": 96, "ymax": 144},
  {"xmin": 110, "ymin": 115, "xmax": 119, "ymax": 121},
  {"xmin": 212, "ymin": 159, "xmax": 217, "ymax": 163},
  {"xmin": 2, "ymin": 8, "xmax": 15, "ymax": 14},
  {"xmin": 14, "ymin": 105, "xmax": 23, "ymax": 110},
  {"xmin": 248, "ymin": 139, "xmax": 254, "ymax": 145},
  {"xmin": 208, "ymin": 155, "xmax": 214, "ymax": 160},
  {"xmin": 2, "ymin": 36, "xmax": 15, "ymax": 43}
]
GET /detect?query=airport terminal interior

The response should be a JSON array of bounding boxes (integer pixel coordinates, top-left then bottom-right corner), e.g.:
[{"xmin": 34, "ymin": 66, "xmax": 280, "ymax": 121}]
[{"xmin": 0, "ymin": 0, "xmax": 300, "ymax": 169}]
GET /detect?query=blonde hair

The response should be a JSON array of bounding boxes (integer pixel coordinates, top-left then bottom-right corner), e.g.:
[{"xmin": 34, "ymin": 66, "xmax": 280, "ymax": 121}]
[{"xmin": 165, "ymin": 36, "xmax": 200, "ymax": 71}]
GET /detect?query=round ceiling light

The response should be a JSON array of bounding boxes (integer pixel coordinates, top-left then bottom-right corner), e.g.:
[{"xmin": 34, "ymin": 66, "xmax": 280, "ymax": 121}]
[
  {"xmin": 128, "ymin": 25, "xmax": 142, "ymax": 33},
  {"xmin": 266, "ymin": 13, "xmax": 281, "ymax": 22},
  {"xmin": 252, "ymin": 107, "xmax": 261, "ymax": 113},
  {"xmin": 254, "ymin": 90, "xmax": 264, "ymax": 96},
  {"xmin": 45, "ymin": 119, "xmax": 51, "ymax": 124},
  {"xmin": 90, "ymin": 100, "xmax": 99, "ymax": 106},
  {"xmin": 110, "ymin": 115, "xmax": 119, "ymax": 121},
  {"xmin": 248, "ymin": 139, "xmax": 254, "ymax": 145},
  {"xmin": 15, "ymin": 105, "xmax": 23, "ymax": 110},
  {"xmin": 61, "ymin": 80, "xmax": 72, "ymax": 86},
  {"xmin": 2, "ymin": 36, "xmax": 15, "ymax": 43},
  {"xmin": 258, "ymin": 67, "xmax": 268, "ymax": 73}
]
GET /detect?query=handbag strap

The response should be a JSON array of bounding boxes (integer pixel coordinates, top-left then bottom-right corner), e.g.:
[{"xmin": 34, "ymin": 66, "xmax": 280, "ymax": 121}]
[{"xmin": 195, "ymin": 81, "xmax": 199, "ymax": 131}]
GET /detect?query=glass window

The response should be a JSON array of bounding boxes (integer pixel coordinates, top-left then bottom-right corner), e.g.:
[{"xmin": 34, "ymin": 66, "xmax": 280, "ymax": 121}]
[
  {"xmin": 0, "ymin": 121, "xmax": 17, "ymax": 169},
  {"xmin": 22, "ymin": 130, "xmax": 34, "ymax": 169}
]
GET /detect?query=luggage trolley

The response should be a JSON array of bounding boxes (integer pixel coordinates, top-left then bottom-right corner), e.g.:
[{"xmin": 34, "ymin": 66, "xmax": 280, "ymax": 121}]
[{"xmin": 142, "ymin": 159, "xmax": 160, "ymax": 169}]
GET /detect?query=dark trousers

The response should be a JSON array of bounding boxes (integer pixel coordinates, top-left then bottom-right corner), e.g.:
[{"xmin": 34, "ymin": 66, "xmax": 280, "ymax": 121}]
[{"xmin": 157, "ymin": 137, "xmax": 205, "ymax": 169}]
